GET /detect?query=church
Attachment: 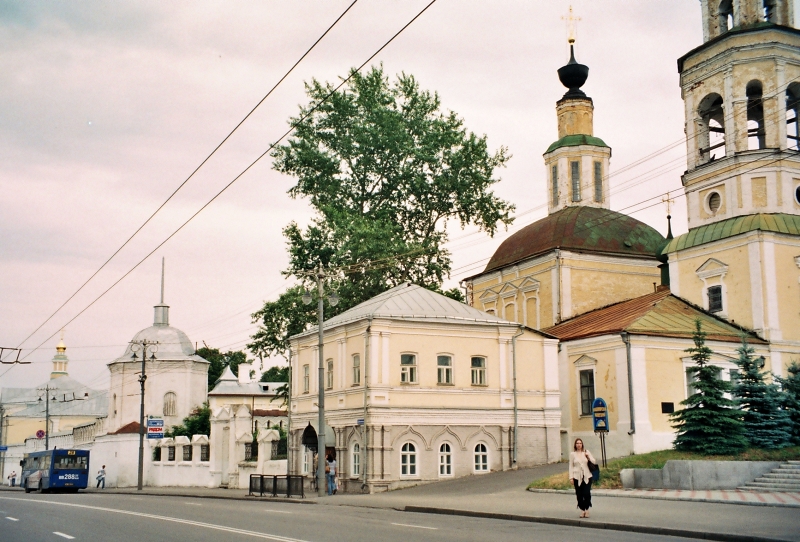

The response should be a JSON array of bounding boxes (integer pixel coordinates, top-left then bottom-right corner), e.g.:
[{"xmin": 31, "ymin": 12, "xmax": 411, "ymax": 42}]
[{"xmin": 465, "ymin": 0, "xmax": 800, "ymax": 458}]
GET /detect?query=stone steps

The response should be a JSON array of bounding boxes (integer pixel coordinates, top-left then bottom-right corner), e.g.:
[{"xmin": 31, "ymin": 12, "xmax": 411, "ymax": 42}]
[{"xmin": 739, "ymin": 462, "xmax": 800, "ymax": 492}]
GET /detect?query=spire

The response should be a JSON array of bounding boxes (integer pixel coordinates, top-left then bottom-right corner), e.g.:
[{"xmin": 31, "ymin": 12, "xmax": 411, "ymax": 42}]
[
  {"xmin": 154, "ymin": 257, "xmax": 170, "ymax": 326},
  {"xmin": 50, "ymin": 329, "xmax": 69, "ymax": 379},
  {"xmin": 56, "ymin": 329, "xmax": 66, "ymax": 353}
]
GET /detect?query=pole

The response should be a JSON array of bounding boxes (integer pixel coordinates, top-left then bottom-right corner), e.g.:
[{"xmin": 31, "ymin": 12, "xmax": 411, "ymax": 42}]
[
  {"xmin": 132, "ymin": 338, "xmax": 156, "ymax": 491},
  {"xmin": 316, "ymin": 268, "xmax": 326, "ymax": 497},
  {"xmin": 45, "ymin": 389, "xmax": 50, "ymax": 451},
  {"xmin": 286, "ymin": 349, "xmax": 292, "ymax": 479},
  {"xmin": 511, "ymin": 328, "xmax": 524, "ymax": 466}
]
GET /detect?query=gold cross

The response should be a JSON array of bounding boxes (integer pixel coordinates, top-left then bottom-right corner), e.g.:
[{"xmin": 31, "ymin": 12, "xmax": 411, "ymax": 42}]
[
  {"xmin": 562, "ymin": 6, "xmax": 580, "ymax": 44},
  {"xmin": 662, "ymin": 192, "xmax": 676, "ymax": 216}
]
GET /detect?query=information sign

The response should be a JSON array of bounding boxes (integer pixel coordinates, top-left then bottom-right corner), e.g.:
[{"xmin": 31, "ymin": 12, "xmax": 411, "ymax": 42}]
[
  {"xmin": 591, "ymin": 397, "xmax": 609, "ymax": 432},
  {"xmin": 357, "ymin": 419, "xmax": 364, "ymax": 425},
  {"xmin": 0, "ymin": 445, "xmax": 8, "ymax": 451},
  {"xmin": 147, "ymin": 417, "xmax": 164, "ymax": 439}
]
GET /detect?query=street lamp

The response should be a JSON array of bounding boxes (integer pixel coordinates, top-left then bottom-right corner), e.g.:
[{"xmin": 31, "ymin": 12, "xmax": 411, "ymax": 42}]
[
  {"xmin": 301, "ymin": 264, "xmax": 339, "ymax": 497},
  {"xmin": 130, "ymin": 339, "xmax": 158, "ymax": 491}
]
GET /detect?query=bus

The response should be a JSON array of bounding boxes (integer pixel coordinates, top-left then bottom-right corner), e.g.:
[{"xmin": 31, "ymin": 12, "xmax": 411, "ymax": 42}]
[{"xmin": 20, "ymin": 449, "xmax": 90, "ymax": 493}]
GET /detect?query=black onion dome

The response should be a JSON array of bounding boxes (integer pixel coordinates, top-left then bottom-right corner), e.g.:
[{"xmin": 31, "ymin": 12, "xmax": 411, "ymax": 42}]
[{"xmin": 557, "ymin": 44, "xmax": 589, "ymax": 99}]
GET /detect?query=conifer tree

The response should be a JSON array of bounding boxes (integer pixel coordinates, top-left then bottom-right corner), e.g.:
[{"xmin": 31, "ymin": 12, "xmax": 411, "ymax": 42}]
[
  {"xmin": 776, "ymin": 361, "xmax": 800, "ymax": 445},
  {"xmin": 670, "ymin": 320, "xmax": 747, "ymax": 454},
  {"xmin": 732, "ymin": 337, "xmax": 791, "ymax": 449}
]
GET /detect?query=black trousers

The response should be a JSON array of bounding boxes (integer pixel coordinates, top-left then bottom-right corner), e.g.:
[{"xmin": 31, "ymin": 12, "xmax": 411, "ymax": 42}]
[{"xmin": 573, "ymin": 479, "xmax": 592, "ymax": 511}]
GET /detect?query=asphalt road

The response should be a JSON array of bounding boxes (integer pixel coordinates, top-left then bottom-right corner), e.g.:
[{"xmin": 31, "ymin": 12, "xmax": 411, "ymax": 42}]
[{"xmin": 0, "ymin": 492, "xmax": 699, "ymax": 542}]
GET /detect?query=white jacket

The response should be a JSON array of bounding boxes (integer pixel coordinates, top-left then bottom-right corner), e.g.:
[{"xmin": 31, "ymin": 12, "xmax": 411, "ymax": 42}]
[{"xmin": 569, "ymin": 450, "xmax": 596, "ymax": 484}]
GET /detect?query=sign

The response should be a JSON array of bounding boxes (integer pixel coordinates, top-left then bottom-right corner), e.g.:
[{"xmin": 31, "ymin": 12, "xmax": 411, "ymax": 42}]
[
  {"xmin": 357, "ymin": 419, "xmax": 364, "ymax": 425},
  {"xmin": 36, "ymin": 429, "xmax": 45, "ymax": 439},
  {"xmin": 147, "ymin": 417, "xmax": 164, "ymax": 439},
  {"xmin": 592, "ymin": 397, "xmax": 609, "ymax": 433},
  {"xmin": 0, "ymin": 445, "xmax": 7, "ymax": 452}
]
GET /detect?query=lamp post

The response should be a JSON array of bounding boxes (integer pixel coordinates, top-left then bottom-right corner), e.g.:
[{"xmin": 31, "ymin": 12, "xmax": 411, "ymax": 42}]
[
  {"xmin": 130, "ymin": 339, "xmax": 158, "ymax": 491},
  {"xmin": 301, "ymin": 264, "xmax": 339, "ymax": 497},
  {"xmin": 37, "ymin": 385, "xmax": 58, "ymax": 451}
]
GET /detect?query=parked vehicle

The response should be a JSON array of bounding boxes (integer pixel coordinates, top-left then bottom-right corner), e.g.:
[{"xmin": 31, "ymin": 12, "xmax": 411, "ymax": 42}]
[{"xmin": 20, "ymin": 449, "xmax": 90, "ymax": 493}]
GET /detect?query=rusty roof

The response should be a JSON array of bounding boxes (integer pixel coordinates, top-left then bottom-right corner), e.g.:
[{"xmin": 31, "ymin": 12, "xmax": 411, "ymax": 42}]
[
  {"xmin": 543, "ymin": 289, "xmax": 765, "ymax": 343},
  {"xmin": 480, "ymin": 206, "xmax": 666, "ymax": 275},
  {"xmin": 111, "ymin": 421, "xmax": 141, "ymax": 435}
]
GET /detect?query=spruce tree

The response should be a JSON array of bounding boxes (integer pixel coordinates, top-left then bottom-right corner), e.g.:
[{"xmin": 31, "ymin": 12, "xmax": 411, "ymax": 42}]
[
  {"xmin": 776, "ymin": 362, "xmax": 800, "ymax": 445},
  {"xmin": 670, "ymin": 320, "xmax": 747, "ymax": 454},
  {"xmin": 732, "ymin": 337, "xmax": 792, "ymax": 449}
]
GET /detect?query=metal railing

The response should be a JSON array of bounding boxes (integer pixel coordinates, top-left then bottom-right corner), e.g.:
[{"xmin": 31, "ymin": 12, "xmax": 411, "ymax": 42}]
[{"xmin": 248, "ymin": 474, "xmax": 305, "ymax": 498}]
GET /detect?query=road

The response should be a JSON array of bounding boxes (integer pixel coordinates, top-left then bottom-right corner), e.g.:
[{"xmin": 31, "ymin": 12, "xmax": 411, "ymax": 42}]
[{"xmin": 0, "ymin": 492, "xmax": 698, "ymax": 542}]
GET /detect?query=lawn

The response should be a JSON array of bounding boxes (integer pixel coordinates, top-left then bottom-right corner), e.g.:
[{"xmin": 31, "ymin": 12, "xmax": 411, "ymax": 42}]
[{"xmin": 527, "ymin": 446, "xmax": 800, "ymax": 490}]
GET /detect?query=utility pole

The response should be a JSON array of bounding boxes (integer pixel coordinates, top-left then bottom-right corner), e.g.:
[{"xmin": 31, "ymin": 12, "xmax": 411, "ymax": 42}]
[
  {"xmin": 130, "ymin": 339, "xmax": 158, "ymax": 491},
  {"xmin": 37, "ymin": 384, "xmax": 58, "ymax": 450}
]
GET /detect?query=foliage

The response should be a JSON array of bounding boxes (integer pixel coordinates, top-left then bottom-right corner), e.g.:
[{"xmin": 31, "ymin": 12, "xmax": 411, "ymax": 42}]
[
  {"xmin": 196, "ymin": 345, "xmax": 250, "ymax": 388},
  {"xmin": 249, "ymin": 65, "xmax": 512, "ymax": 359},
  {"xmin": 776, "ymin": 361, "xmax": 800, "ymax": 445},
  {"xmin": 670, "ymin": 320, "xmax": 747, "ymax": 455},
  {"xmin": 276, "ymin": 426, "xmax": 288, "ymax": 459},
  {"xmin": 165, "ymin": 403, "xmax": 211, "ymax": 438},
  {"xmin": 260, "ymin": 364, "xmax": 290, "ymax": 407},
  {"xmin": 528, "ymin": 447, "xmax": 800, "ymax": 490},
  {"xmin": 732, "ymin": 337, "xmax": 792, "ymax": 449}
]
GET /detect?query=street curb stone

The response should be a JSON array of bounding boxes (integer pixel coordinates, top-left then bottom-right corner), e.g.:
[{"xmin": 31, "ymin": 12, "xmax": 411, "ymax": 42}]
[{"xmin": 526, "ymin": 488, "xmax": 800, "ymax": 509}]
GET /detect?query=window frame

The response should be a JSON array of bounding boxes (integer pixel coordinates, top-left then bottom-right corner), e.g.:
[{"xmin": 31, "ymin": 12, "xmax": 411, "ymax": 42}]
[
  {"xmin": 200, "ymin": 444, "xmax": 210, "ymax": 462},
  {"xmin": 400, "ymin": 442, "xmax": 418, "ymax": 477},
  {"xmin": 437, "ymin": 355, "xmax": 453, "ymax": 385},
  {"xmin": 471, "ymin": 356, "xmax": 487, "ymax": 386},
  {"xmin": 183, "ymin": 445, "xmax": 192, "ymax": 462},
  {"xmin": 352, "ymin": 354, "xmax": 361, "ymax": 385},
  {"xmin": 474, "ymin": 443, "xmax": 489, "ymax": 473},
  {"xmin": 571, "ymin": 160, "xmax": 581, "ymax": 202},
  {"xmin": 352, "ymin": 443, "xmax": 361, "ymax": 477},
  {"xmin": 303, "ymin": 364, "xmax": 310, "ymax": 393},
  {"xmin": 579, "ymin": 369, "xmax": 595, "ymax": 416},
  {"xmin": 551, "ymin": 164, "xmax": 559, "ymax": 206},
  {"xmin": 400, "ymin": 353, "xmax": 418, "ymax": 384},
  {"xmin": 707, "ymin": 285, "xmax": 723, "ymax": 313},
  {"xmin": 326, "ymin": 359, "xmax": 334, "ymax": 389},
  {"xmin": 163, "ymin": 391, "xmax": 177, "ymax": 417},
  {"xmin": 593, "ymin": 161, "xmax": 603, "ymax": 202},
  {"xmin": 439, "ymin": 443, "xmax": 452, "ymax": 477}
]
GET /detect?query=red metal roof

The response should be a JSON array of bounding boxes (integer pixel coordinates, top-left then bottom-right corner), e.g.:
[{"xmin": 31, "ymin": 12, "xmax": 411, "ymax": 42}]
[
  {"xmin": 252, "ymin": 409, "xmax": 287, "ymax": 417},
  {"xmin": 112, "ymin": 421, "xmax": 141, "ymax": 435}
]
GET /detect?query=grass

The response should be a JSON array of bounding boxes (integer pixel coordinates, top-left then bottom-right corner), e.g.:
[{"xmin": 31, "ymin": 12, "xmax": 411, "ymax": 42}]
[{"xmin": 527, "ymin": 446, "xmax": 800, "ymax": 490}]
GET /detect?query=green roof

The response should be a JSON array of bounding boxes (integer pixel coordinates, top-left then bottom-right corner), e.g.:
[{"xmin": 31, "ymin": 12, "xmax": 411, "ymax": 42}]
[
  {"xmin": 662, "ymin": 213, "xmax": 800, "ymax": 254},
  {"xmin": 544, "ymin": 134, "xmax": 609, "ymax": 154}
]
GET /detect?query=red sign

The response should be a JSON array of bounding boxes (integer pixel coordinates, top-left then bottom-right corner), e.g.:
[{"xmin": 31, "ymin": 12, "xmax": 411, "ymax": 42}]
[{"xmin": 36, "ymin": 429, "xmax": 45, "ymax": 439}]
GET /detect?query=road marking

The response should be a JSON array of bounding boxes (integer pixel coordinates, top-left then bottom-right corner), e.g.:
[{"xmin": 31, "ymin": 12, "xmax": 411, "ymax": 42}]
[
  {"xmin": 6, "ymin": 516, "xmax": 19, "ymax": 521},
  {"xmin": 263, "ymin": 509, "xmax": 292, "ymax": 514},
  {"xmin": 184, "ymin": 502, "xmax": 203, "ymax": 506},
  {"xmin": 390, "ymin": 522, "xmax": 437, "ymax": 530},
  {"xmin": 54, "ymin": 532, "xmax": 75, "ymax": 539},
  {"xmin": 0, "ymin": 497, "xmax": 309, "ymax": 542}
]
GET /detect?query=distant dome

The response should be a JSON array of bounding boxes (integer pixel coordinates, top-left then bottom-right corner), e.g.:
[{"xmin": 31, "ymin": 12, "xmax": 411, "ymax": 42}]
[
  {"xmin": 111, "ymin": 325, "xmax": 205, "ymax": 364},
  {"xmin": 484, "ymin": 206, "xmax": 666, "ymax": 274}
]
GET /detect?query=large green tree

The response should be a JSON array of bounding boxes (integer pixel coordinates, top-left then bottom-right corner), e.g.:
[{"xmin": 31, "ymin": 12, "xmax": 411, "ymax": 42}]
[
  {"xmin": 165, "ymin": 402, "xmax": 211, "ymax": 438},
  {"xmin": 196, "ymin": 345, "xmax": 250, "ymax": 388},
  {"xmin": 670, "ymin": 320, "xmax": 747, "ymax": 455},
  {"xmin": 249, "ymin": 65, "xmax": 512, "ymax": 358},
  {"xmin": 732, "ymin": 337, "xmax": 792, "ymax": 449},
  {"xmin": 776, "ymin": 361, "xmax": 800, "ymax": 445}
]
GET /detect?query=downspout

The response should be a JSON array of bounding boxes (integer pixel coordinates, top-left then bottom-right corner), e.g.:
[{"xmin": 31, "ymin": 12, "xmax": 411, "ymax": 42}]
[
  {"xmin": 555, "ymin": 250, "xmax": 562, "ymax": 323},
  {"xmin": 620, "ymin": 331, "xmax": 636, "ymax": 435},
  {"xmin": 511, "ymin": 327, "xmax": 525, "ymax": 466},
  {"xmin": 362, "ymin": 317, "xmax": 372, "ymax": 490}
]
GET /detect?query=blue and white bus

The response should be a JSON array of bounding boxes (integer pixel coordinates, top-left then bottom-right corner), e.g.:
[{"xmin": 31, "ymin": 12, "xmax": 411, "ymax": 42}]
[{"xmin": 20, "ymin": 449, "xmax": 90, "ymax": 493}]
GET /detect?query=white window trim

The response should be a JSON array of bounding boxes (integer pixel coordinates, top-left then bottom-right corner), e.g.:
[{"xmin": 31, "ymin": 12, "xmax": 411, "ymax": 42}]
[
  {"xmin": 351, "ymin": 443, "xmax": 361, "ymax": 478},
  {"xmin": 574, "ymin": 355, "xmax": 597, "ymax": 418},
  {"xmin": 438, "ymin": 442, "xmax": 453, "ymax": 477},
  {"xmin": 352, "ymin": 354, "xmax": 361, "ymax": 386},
  {"xmin": 681, "ymin": 354, "xmax": 738, "ymax": 400},
  {"xmin": 471, "ymin": 355, "xmax": 487, "ymax": 386},
  {"xmin": 400, "ymin": 442, "xmax": 419, "ymax": 478},
  {"xmin": 473, "ymin": 442, "xmax": 489, "ymax": 473},
  {"xmin": 400, "ymin": 352, "xmax": 418, "ymax": 384},
  {"xmin": 704, "ymin": 189, "xmax": 723, "ymax": 215},
  {"xmin": 437, "ymin": 353, "xmax": 454, "ymax": 385},
  {"xmin": 696, "ymin": 258, "xmax": 729, "ymax": 318}
]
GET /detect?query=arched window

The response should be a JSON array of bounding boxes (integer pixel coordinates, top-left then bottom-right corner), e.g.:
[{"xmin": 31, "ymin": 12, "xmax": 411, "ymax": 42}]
[
  {"xmin": 698, "ymin": 93, "xmax": 725, "ymax": 163},
  {"xmin": 163, "ymin": 392, "xmax": 177, "ymax": 417},
  {"xmin": 401, "ymin": 443, "xmax": 417, "ymax": 476},
  {"xmin": 474, "ymin": 443, "xmax": 488, "ymax": 472},
  {"xmin": 352, "ymin": 443, "xmax": 361, "ymax": 476},
  {"xmin": 746, "ymin": 81, "xmax": 765, "ymax": 150},
  {"xmin": 787, "ymin": 84, "xmax": 800, "ymax": 151},
  {"xmin": 439, "ymin": 443, "xmax": 452, "ymax": 476},
  {"xmin": 718, "ymin": 0, "xmax": 733, "ymax": 32},
  {"xmin": 112, "ymin": 394, "xmax": 117, "ymax": 417},
  {"xmin": 764, "ymin": 0, "xmax": 777, "ymax": 22}
]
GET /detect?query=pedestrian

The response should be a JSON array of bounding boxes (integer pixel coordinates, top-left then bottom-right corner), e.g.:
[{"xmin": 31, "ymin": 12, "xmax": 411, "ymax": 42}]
[
  {"xmin": 96, "ymin": 465, "xmax": 106, "ymax": 489},
  {"xmin": 569, "ymin": 438, "xmax": 596, "ymax": 518},
  {"xmin": 326, "ymin": 454, "xmax": 337, "ymax": 496},
  {"xmin": 7, "ymin": 471, "xmax": 16, "ymax": 487}
]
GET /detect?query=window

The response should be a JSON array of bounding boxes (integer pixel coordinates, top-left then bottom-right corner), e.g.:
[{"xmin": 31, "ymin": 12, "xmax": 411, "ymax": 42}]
[
  {"xmin": 474, "ymin": 443, "xmax": 488, "ymax": 472},
  {"xmin": 746, "ymin": 80, "xmax": 766, "ymax": 150},
  {"xmin": 302, "ymin": 446, "xmax": 310, "ymax": 474},
  {"xmin": 401, "ymin": 354, "xmax": 417, "ymax": 384},
  {"xmin": 352, "ymin": 354, "xmax": 361, "ymax": 385},
  {"xmin": 796, "ymin": 185, "xmax": 800, "ymax": 204},
  {"xmin": 718, "ymin": 0, "xmax": 733, "ymax": 32},
  {"xmin": 594, "ymin": 161, "xmax": 603, "ymax": 202},
  {"xmin": 153, "ymin": 447, "xmax": 162, "ymax": 461},
  {"xmin": 168, "ymin": 446, "xmax": 176, "ymax": 461},
  {"xmin": 183, "ymin": 445, "xmax": 192, "ymax": 461},
  {"xmin": 303, "ymin": 365, "xmax": 310, "ymax": 393},
  {"xmin": 708, "ymin": 285, "xmax": 723, "ymax": 313},
  {"xmin": 200, "ymin": 444, "xmax": 210, "ymax": 462},
  {"xmin": 551, "ymin": 165, "xmax": 559, "ymax": 206},
  {"xmin": 471, "ymin": 357, "xmax": 486, "ymax": 385},
  {"xmin": 707, "ymin": 192, "xmax": 721, "ymax": 213},
  {"xmin": 163, "ymin": 392, "xmax": 177, "ymax": 417},
  {"xmin": 326, "ymin": 359, "xmax": 334, "ymax": 389},
  {"xmin": 245, "ymin": 442, "xmax": 258, "ymax": 461},
  {"xmin": 439, "ymin": 443, "xmax": 452, "ymax": 476},
  {"xmin": 401, "ymin": 443, "xmax": 417, "ymax": 476},
  {"xmin": 437, "ymin": 355, "xmax": 453, "ymax": 385},
  {"xmin": 571, "ymin": 161, "xmax": 581, "ymax": 201},
  {"xmin": 352, "ymin": 444, "xmax": 361, "ymax": 476},
  {"xmin": 698, "ymin": 93, "xmax": 725, "ymax": 163},
  {"xmin": 579, "ymin": 369, "xmax": 595, "ymax": 416},
  {"xmin": 661, "ymin": 402, "xmax": 675, "ymax": 414}
]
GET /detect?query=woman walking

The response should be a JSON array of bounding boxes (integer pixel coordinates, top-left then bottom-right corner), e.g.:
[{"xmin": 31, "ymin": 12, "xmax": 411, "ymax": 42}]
[{"xmin": 569, "ymin": 438, "xmax": 596, "ymax": 518}]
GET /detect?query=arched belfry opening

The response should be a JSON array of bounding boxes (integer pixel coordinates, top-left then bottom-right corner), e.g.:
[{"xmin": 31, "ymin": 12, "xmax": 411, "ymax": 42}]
[
  {"xmin": 698, "ymin": 93, "xmax": 725, "ymax": 163},
  {"xmin": 746, "ymin": 80, "xmax": 766, "ymax": 150},
  {"xmin": 719, "ymin": 0, "xmax": 734, "ymax": 32},
  {"xmin": 787, "ymin": 83, "xmax": 800, "ymax": 151},
  {"xmin": 764, "ymin": 0, "xmax": 777, "ymax": 22}
]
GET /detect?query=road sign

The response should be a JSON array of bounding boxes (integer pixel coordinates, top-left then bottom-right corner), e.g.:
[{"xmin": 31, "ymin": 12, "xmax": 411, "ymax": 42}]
[
  {"xmin": 592, "ymin": 397, "xmax": 609, "ymax": 432},
  {"xmin": 0, "ymin": 445, "xmax": 8, "ymax": 451},
  {"xmin": 36, "ymin": 429, "xmax": 45, "ymax": 439},
  {"xmin": 357, "ymin": 418, "xmax": 364, "ymax": 425},
  {"xmin": 147, "ymin": 417, "xmax": 164, "ymax": 439},
  {"xmin": 147, "ymin": 418, "xmax": 164, "ymax": 427}
]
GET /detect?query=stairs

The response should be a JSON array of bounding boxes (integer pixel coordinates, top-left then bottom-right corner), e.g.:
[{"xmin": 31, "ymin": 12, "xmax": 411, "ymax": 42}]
[{"xmin": 740, "ymin": 461, "xmax": 800, "ymax": 492}]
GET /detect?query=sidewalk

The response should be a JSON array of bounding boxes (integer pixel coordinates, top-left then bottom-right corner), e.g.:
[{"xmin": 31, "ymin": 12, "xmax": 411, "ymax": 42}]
[{"xmin": 533, "ymin": 487, "xmax": 800, "ymax": 508}]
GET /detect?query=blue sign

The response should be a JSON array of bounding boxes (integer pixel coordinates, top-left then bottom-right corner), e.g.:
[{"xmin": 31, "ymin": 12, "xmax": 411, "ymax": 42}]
[
  {"xmin": 0, "ymin": 445, "xmax": 7, "ymax": 451},
  {"xmin": 357, "ymin": 419, "xmax": 364, "ymax": 425},
  {"xmin": 592, "ymin": 397, "xmax": 609, "ymax": 432},
  {"xmin": 147, "ymin": 417, "xmax": 164, "ymax": 439},
  {"xmin": 147, "ymin": 418, "xmax": 164, "ymax": 427}
]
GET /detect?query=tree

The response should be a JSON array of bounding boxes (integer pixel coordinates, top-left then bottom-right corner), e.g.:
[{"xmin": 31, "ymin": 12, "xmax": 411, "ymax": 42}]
[
  {"xmin": 776, "ymin": 361, "xmax": 800, "ymax": 445},
  {"xmin": 670, "ymin": 320, "xmax": 747, "ymax": 455},
  {"xmin": 196, "ymin": 345, "xmax": 250, "ymax": 388},
  {"xmin": 261, "ymin": 364, "xmax": 290, "ymax": 407},
  {"xmin": 165, "ymin": 402, "xmax": 211, "ymax": 438},
  {"xmin": 732, "ymin": 337, "xmax": 792, "ymax": 449},
  {"xmin": 250, "ymin": 65, "xmax": 512, "ymax": 358}
]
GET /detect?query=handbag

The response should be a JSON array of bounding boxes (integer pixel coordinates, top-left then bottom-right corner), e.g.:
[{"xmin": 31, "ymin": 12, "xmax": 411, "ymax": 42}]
[
  {"xmin": 325, "ymin": 465, "xmax": 330, "ymax": 474},
  {"xmin": 587, "ymin": 457, "xmax": 600, "ymax": 482}
]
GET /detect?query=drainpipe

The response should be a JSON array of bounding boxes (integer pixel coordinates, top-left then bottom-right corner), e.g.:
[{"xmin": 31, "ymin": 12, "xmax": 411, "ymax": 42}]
[
  {"xmin": 555, "ymin": 250, "xmax": 562, "ymax": 323},
  {"xmin": 620, "ymin": 331, "xmax": 636, "ymax": 435},
  {"xmin": 512, "ymin": 327, "xmax": 525, "ymax": 466},
  {"xmin": 362, "ymin": 317, "xmax": 372, "ymax": 491}
]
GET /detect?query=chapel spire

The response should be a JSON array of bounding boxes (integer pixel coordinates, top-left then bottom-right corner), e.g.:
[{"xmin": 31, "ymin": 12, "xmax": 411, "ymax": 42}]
[{"xmin": 154, "ymin": 257, "xmax": 169, "ymax": 326}]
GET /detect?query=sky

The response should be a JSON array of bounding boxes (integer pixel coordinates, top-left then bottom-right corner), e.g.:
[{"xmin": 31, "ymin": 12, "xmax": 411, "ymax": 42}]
[{"xmin": 0, "ymin": 0, "xmax": 760, "ymax": 389}]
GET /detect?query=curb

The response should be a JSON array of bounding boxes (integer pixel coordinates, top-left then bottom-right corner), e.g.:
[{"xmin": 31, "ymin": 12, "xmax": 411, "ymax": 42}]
[
  {"xmin": 526, "ymin": 488, "xmax": 800, "ymax": 509},
  {"xmin": 403, "ymin": 506, "xmax": 792, "ymax": 542},
  {"xmin": 0, "ymin": 486, "xmax": 314, "ymax": 504}
]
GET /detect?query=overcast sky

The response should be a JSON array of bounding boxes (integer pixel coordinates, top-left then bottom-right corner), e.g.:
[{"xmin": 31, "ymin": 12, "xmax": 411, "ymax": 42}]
[{"xmin": 2, "ymin": 0, "xmax": 765, "ymax": 389}]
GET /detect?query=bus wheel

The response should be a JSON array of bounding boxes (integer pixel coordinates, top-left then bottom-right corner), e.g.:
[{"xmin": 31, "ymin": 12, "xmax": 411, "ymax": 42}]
[
  {"xmin": 24, "ymin": 482, "xmax": 31, "ymax": 494},
  {"xmin": 39, "ymin": 481, "xmax": 45, "ymax": 494}
]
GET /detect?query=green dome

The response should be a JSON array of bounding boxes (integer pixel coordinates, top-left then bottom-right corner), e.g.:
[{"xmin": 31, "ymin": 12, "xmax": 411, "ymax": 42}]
[{"xmin": 545, "ymin": 134, "xmax": 609, "ymax": 154}]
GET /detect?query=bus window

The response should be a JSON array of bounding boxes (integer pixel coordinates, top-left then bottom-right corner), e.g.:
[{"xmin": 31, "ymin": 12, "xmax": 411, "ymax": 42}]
[{"xmin": 54, "ymin": 455, "xmax": 87, "ymax": 470}]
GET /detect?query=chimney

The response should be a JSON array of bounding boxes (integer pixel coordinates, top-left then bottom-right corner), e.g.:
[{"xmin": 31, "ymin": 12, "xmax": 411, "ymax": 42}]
[{"xmin": 238, "ymin": 363, "xmax": 252, "ymax": 385}]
